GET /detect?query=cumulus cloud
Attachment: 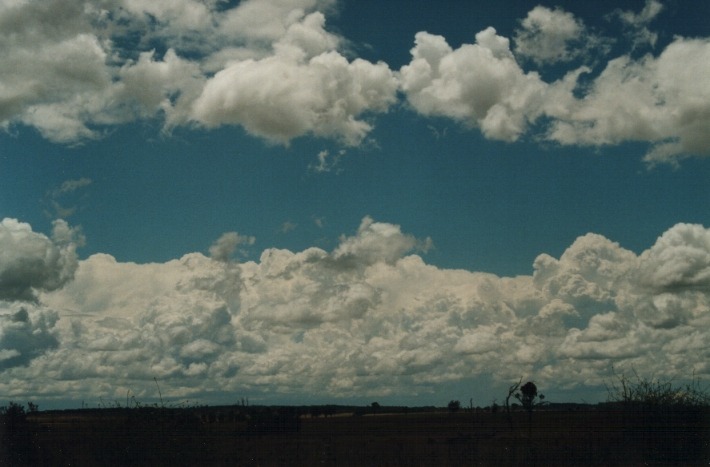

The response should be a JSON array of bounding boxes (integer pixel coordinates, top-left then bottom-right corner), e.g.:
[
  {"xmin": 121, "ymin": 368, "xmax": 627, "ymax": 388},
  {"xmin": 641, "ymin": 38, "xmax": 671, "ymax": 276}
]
[
  {"xmin": 636, "ymin": 223, "xmax": 710, "ymax": 292},
  {"xmin": 119, "ymin": 0, "xmax": 215, "ymax": 33},
  {"xmin": 310, "ymin": 149, "xmax": 345, "ymax": 173},
  {"xmin": 513, "ymin": 6, "xmax": 590, "ymax": 65},
  {"xmin": 0, "ymin": 218, "xmax": 82, "ymax": 302},
  {"xmin": 0, "ymin": 0, "xmax": 112, "ymax": 141},
  {"xmin": 45, "ymin": 178, "xmax": 93, "ymax": 219},
  {"xmin": 332, "ymin": 216, "xmax": 431, "ymax": 266},
  {"xmin": 0, "ymin": 0, "xmax": 396, "ymax": 146},
  {"xmin": 0, "ymin": 306, "xmax": 59, "ymax": 370},
  {"xmin": 398, "ymin": 2, "xmax": 710, "ymax": 164},
  {"xmin": 396, "ymin": 3, "xmax": 710, "ymax": 164},
  {"xmin": 190, "ymin": 12, "xmax": 398, "ymax": 145},
  {"xmin": 53, "ymin": 178, "xmax": 93, "ymax": 196},
  {"xmin": 216, "ymin": 0, "xmax": 337, "ymax": 46},
  {"xmin": 114, "ymin": 48, "xmax": 205, "ymax": 127},
  {"xmin": 209, "ymin": 231, "xmax": 256, "ymax": 262},
  {"xmin": 613, "ymin": 0, "xmax": 664, "ymax": 49},
  {"xmin": 399, "ymin": 28, "xmax": 552, "ymax": 142},
  {"xmin": 546, "ymin": 36, "xmax": 710, "ymax": 163},
  {"xmin": 0, "ymin": 217, "xmax": 693, "ymax": 403},
  {"xmin": 280, "ymin": 221, "xmax": 297, "ymax": 234},
  {"xmin": 1, "ymin": 1, "xmax": 709, "ymax": 163}
]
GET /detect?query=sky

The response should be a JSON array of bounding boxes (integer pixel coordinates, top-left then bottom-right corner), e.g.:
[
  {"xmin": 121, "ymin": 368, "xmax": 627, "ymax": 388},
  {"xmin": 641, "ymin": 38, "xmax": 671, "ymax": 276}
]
[{"xmin": 1, "ymin": 0, "xmax": 710, "ymax": 409}]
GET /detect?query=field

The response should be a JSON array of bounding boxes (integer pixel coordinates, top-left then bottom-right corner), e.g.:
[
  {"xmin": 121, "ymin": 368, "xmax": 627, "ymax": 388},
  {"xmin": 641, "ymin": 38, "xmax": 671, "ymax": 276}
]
[{"xmin": 2, "ymin": 405, "xmax": 709, "ymax": 465}]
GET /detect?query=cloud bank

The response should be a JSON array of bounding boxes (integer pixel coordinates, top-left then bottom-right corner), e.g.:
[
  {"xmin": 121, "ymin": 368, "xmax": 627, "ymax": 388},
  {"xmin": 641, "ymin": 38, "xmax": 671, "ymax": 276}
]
[
  {"xmin": 0, "ymin": 216, "xmax": 708, "ymax": 404},
  {"xmin": 1, "ymin": 0, "xmax": 709, "ymax": 163}
]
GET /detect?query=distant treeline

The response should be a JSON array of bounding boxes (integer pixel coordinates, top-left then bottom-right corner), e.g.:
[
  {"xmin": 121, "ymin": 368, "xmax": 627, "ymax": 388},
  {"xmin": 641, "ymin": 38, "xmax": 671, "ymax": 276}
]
[{"xmin": 32, "ymin": 401, "xmax": 602, "ymax": 418}]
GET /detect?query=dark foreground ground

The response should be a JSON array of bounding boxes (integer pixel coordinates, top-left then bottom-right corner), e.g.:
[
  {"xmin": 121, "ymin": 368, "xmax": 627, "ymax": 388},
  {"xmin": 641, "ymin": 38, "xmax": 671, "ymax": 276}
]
[{"xmin": 2, "ymin": 406, "xmax": 709, "ymax": 466}]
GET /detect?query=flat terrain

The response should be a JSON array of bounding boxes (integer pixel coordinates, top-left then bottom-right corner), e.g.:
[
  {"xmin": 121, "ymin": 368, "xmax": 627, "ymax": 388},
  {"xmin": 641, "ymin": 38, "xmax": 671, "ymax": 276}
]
[{"xmin": 2, "ymin": 407, "xmax": 709, "ymax": 465}]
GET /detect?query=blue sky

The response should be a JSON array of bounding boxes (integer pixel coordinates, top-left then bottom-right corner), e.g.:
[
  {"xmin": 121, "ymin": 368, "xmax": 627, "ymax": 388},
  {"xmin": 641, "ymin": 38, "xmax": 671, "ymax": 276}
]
[{"xmin": 1, "ymin": 0, "xmax": 710, "ymax": 408}]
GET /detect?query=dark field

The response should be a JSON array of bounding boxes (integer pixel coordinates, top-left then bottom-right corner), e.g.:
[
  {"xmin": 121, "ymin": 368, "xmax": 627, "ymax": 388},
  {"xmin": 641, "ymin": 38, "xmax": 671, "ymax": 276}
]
[{"xmin": 2, "ymin": 405, "xmax": 709, "ymax": 466}]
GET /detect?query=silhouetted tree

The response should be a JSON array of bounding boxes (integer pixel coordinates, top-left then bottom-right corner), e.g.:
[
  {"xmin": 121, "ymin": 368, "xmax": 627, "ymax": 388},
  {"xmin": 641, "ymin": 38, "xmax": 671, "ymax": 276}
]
[
  {"xmin": 370, "ymin": 402, "xmax": 380, "ymax": 414},
  {"xmin": 516, "ymin": 381, "xmax": 545, "ymax": 413},
  {"xmin": 505, "ymin": 378, "xmax": 521, "ymax": 429},
  {"xmin": 448, "ymin": 400, "xmax": 461, "ymax": 413}
]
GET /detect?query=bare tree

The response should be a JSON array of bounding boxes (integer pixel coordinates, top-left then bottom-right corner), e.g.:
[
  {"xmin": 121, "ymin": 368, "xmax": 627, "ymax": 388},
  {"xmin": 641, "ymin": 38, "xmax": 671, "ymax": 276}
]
[{"xmin": 505, "ymin": 378, "xmax": 522, "ymax": 429}]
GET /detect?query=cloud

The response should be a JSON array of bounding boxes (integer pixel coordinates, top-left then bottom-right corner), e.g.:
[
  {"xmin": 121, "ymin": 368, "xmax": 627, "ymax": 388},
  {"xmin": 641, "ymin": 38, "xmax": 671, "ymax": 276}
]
[
  {"xmin": 396, "ymin": 3, "xmax": 710, "ymax": 164},
  {"xmin": 0, "ymin": 0, "xmax": 112, "ymax": 141},
  {"xmin": 310, "ymin": 149, "xmax": 345, "ymax": 173},
  {"xmin": 0, "ymin": 306, "xmax": 59, "ymax": 370},
  {"xmin": 636, "ymin": 223, "xmax": 710, "ymax": 292},
  {"xmin": 280, "ymin": 221, "xmax": 297, "ymax": 234},
  {"xmin": 0, "ymin": 218, "xmax": 82, "ymax": 302},
  {"xmin": 613, "ymin": 0, "xmax": 664, "ymax": 49},
  {"xmin": 513, "ymin": 6, "xmax": 590, "ymax": 65},
  {"xmin": 114, "ymin": 48, "xmax": 206, "ymax": 127},
  {"xmin": 119, "ymin": 0, "xmax": 214, "ymax": 33},
  {"xmin": 332, "ymin": 216, "xmax": 430, "ymax": 266},
  {"xmin": 45, "ymin": 178, "xmax": 93, "ymax": 219},
  {"xmin": 54, "ymin": 178, "xmax": 93, "ymax": 196},
  {"xmin": 399, "ymin": 28, "xmax": 549, "ymax": 142},
  {"xmin": 0, "ymin": 217, "xmax": 691, "ymax": 403},
  {"xmin": 190, "ymin": 13, "xmax": 398, "ymax": 145},
  {"xmin": 313, "ymin": 216, "xmax": 325, "ymax": 228},
  {"xmin": 1, "ymin": 1, "xmax": 708, "ymax": 164},
  {"xmin": 216, "ymin": 0, "xmax": 337, "ymax": 46},
  {"xmin": 0, "ymin": 0, "xmax": 395, "ymax": 146},
  {"xmin": 209, "ymin": 232, "xmax": 256, "ymax": 263},
  {"xmin": 546, "ymin": 36, "xmax": 710, "ymax": 163}
]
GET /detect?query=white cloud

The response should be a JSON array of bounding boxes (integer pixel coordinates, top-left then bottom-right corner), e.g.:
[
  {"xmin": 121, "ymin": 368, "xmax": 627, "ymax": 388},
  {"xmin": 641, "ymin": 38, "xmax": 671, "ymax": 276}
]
[
  {"xmin": 53, "ymin": 178, "xmax": 93, "ymax": 196},
  {"xmin": 45, "ymin": 178, "xmax": 93, "ymax": 219},
  {"xmin": 209, "ymin": 231, "xmax": 256, "ymax": 262},
  {"xmin": 614, "ymin": 0, "xmax": 664, "ymax": 49},
  {"xmin": 396, "ymin": 4, "xmax": 710, "ymax": 164},
  {"xmin": 332, "ymin": 216, "xmax": 427, "ymax": 266},
  {"xmin": 280, "ymin": 221, "xmax": 297, "ymax": 234},
  {"xmin": 399, "ymin": 28, "xmax": 549, "ymax": 142},
  {"xmin": 617, "ymin": 0, "xmax": 664, "ymax": 28},
  {"xmin": 513, "ymin": 6, "xmax": 587, "ymax": 65},
  {"xmin": 190, "ymin": 12, "xmax": 398, "ymax": 145},
  {"xmin": 1, "ymin": 1, "xmax": 708, "ymax": 163},
  {"xmin": 115, "ymin": 48, "xmax": 205, "ymax": 127},
  {"xmin": 217, "ymin": 0, "xmax": 337, "ymax": 45},
  {"xmin": 3, "ymin": 27, "xmax": 113, "ymax": 141},
  {"xmin": 310, "ymin": 149, "xmax": 345, "ymax": 173},
  {"xmin": 0, "ymin": 218, "xmax": 81, "ymax": 302},
  {"xmin": 637, "ymin": 223, "xmax": 710, "ymax": 292},
  {"xmin": 0, "ymin": 0, "xmax": 395, "ymax": 146},
  {"xmin": 0, "ymin": 306, "xmax": 59, "ymax": 370},
  {"xmin": 546, "ymin": 36, "xmax": 710, "ymax": 163},
  {"xmin": 0, "ymin": 218, "xmax": 695, "ymax": 403},
  {"xmin": 121, "ymin": 0, "xmax": 214, "ymax": 32}
]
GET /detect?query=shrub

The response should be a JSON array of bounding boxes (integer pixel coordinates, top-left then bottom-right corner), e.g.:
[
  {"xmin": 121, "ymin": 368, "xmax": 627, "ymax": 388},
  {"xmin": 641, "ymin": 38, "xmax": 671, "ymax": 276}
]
[
  {"xmin": 0, "ymin": 401, "xmax": 26, "ymax": 424},
  {"xmin": 447, "ymin": 400, "xmax": 461, "ymax": 413},
  {"xmin": 1, "ymin": 402, "xmax": 32, "ymax": 464},
  {"xmin": 606, "ymin": 369, "xmax": 710, "ymax": 412}
]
